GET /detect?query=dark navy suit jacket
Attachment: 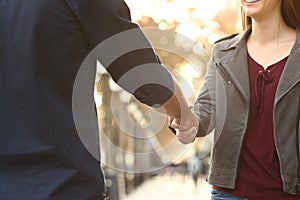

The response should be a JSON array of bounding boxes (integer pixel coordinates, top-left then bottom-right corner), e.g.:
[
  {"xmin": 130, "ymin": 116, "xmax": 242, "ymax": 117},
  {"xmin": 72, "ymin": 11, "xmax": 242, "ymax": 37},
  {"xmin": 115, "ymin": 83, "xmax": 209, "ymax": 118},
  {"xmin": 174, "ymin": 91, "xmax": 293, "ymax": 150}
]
[{"xmin": 0, "ymin": 0, "xmax": 174, "ymax": 199}]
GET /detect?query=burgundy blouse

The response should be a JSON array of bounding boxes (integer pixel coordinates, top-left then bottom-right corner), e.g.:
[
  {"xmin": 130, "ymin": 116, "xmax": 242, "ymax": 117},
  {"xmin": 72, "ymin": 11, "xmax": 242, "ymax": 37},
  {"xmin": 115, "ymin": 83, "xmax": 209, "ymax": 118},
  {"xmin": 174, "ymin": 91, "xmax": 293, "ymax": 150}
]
[{"xmin": 214, "ymin": 53, "xmax": 297, "ymax": 200}]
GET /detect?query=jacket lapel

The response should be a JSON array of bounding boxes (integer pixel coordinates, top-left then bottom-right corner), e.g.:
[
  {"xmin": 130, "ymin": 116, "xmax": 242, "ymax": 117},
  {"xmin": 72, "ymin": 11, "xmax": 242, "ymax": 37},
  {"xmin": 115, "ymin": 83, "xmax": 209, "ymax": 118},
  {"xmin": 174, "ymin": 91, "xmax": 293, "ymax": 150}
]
[
  {"xmin": 275, "ymin": 30, "xmax": 300, "ymax": 104},
  {"xmin": 217, "ymin": 28, "xmax": 251, "ymax": 104}
]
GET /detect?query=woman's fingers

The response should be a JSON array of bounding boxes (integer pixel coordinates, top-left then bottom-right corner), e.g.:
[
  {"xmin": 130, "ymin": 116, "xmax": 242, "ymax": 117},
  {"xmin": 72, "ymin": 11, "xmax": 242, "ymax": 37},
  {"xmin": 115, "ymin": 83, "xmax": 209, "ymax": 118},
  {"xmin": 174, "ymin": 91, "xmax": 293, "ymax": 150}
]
[{"xmin": 177, "ymin": 127, "xmax": 197, "ymax": 144}]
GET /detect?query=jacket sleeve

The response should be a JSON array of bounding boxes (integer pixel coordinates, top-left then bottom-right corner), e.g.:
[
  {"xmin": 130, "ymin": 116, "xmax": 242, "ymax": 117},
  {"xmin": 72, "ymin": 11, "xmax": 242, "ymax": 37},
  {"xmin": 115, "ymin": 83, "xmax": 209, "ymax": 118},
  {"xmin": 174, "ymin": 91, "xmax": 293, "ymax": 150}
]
[
  {"xmin": 77, "ymin": 0, "xmax": 174, "ymax": 107},
  {"xmin": 193, "ymin": 59, "xmax": 216, "ymax": 137}
]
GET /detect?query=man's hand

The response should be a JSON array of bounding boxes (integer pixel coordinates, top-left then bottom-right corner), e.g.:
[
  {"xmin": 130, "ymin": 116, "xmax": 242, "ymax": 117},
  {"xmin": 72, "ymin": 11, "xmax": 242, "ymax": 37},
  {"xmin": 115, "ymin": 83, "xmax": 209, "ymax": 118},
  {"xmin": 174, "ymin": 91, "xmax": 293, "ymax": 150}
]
[{"xmin": 169, "ymin": 109, "xmax": 199, "ymax": 144}]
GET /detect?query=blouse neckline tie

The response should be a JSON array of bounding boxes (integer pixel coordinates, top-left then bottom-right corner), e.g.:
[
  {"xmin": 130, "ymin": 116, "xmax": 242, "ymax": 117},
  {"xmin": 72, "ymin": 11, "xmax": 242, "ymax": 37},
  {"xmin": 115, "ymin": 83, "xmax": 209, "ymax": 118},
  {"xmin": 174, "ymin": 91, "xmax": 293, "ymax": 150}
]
[{"xmin": 254, "ymin": 69, "xmax": 273, "ymax": 114}]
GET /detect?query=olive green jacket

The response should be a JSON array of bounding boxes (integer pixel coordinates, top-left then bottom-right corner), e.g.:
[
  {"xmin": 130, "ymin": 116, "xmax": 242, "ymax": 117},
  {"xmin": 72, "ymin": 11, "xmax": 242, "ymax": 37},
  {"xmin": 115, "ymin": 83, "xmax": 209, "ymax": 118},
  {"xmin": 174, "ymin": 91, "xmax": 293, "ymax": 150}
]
[{"xmin": 193, "ymin": 27, "xmax": 300, "ymax": 196}]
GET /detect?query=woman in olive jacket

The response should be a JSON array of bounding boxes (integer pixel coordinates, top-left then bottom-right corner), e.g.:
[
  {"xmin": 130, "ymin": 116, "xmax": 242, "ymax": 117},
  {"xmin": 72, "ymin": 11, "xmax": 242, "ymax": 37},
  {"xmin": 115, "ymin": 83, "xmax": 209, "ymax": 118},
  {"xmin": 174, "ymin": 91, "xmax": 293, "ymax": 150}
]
[{"xmin": 172, "ymin": 0, "xmax": 300, "ymax": 199}]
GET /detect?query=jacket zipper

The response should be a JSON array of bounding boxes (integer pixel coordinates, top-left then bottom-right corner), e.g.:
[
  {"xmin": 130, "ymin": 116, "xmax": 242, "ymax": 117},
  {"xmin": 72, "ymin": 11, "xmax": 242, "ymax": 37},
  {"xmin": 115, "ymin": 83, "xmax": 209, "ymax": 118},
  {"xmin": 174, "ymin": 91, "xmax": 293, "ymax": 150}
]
[
  {"xmin": 216, "ymin": 61, "xmax": 250, "ymax": 187},
  {"xmin": 214, "ymin": 62, "xmax": 232, "ymax": 84},
  {"xmin": 214, "ymin": 60, "xmax": 247, "ymax": 188}
]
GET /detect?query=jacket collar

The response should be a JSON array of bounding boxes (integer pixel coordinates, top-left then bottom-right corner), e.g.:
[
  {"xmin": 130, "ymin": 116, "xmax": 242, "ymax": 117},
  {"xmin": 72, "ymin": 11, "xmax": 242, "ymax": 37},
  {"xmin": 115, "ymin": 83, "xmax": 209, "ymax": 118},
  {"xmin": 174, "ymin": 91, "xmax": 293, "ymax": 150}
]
[
  {"xmin": 275, "ymin": 29, "xmax": 300, "ymax": 104},
  {"xmin": 218, "ymin": 27, "xmax": 251, "ymax": 51}
]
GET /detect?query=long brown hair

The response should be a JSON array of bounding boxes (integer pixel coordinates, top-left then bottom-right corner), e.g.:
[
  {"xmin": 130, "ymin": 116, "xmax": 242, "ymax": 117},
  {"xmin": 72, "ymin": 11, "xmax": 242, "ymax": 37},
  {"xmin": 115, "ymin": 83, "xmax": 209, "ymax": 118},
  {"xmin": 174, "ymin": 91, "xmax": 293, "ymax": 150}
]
[{"xmin": 242, "ymin": 0, "xmax": 300, "ymax": 30}]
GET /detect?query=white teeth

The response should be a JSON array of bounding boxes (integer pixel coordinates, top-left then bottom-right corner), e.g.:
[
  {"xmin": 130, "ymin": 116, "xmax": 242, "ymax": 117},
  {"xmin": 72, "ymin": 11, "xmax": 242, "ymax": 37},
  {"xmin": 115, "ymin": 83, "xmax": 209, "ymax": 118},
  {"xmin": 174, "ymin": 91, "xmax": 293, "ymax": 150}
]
[{"xmin": 245, "ymin": 0, "xmax": 259, "ymax": 3}]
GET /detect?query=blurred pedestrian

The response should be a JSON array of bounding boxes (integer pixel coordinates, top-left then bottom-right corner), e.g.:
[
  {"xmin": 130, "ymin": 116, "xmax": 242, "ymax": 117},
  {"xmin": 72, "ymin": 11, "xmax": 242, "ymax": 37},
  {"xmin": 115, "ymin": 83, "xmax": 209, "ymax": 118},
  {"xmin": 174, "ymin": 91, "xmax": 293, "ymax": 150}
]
[{"xmin": 188, "ymin": 152, "xmax": 202, "ymax": 188}]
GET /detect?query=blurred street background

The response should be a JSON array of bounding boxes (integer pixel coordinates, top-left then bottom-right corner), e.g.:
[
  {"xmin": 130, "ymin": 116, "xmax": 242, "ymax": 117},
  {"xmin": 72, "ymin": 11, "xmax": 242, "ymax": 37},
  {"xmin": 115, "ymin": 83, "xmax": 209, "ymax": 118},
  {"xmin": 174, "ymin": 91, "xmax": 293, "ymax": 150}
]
[
  {"xmin": 95, "ymin": 0, "xmax": 242, "ymax": 199},
  {"xmin": 122, "ymin": 174, "xmax": 211, "ymax": 200}
]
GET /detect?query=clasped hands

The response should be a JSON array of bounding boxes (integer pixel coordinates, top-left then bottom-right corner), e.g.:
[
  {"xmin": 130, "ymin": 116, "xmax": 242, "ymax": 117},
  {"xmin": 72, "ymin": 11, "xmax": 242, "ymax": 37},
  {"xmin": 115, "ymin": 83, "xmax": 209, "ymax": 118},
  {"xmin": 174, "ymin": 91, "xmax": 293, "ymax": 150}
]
[{"xmin": 169, "ymin": 108, "xmax": 199, "ymax": 144}]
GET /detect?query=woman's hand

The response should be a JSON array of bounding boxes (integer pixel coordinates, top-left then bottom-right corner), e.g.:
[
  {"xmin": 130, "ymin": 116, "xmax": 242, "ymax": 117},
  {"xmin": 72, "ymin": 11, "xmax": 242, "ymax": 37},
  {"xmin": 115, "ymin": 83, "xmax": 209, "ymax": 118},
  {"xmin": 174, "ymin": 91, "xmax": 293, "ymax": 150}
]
[{"xmin": 169, "ymin": 109, "xmax": 199, "ymax": 144}]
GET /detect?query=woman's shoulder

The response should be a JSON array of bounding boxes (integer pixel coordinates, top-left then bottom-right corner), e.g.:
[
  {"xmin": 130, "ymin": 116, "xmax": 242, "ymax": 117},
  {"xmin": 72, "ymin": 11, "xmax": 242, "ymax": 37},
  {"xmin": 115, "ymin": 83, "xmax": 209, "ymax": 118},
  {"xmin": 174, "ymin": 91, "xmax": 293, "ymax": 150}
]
[
  {"xmin": 214, "ymin": 33, "xmax": 239, "ymax": 45},
  {"xmin": 210, "ymin": 30, "xmax": 249, "ymax": 62},
  {"xmin": 211, "ymin": 33, "xmax": 240, "ymax": 59},
  {"xmin": 212, "ymin": 28, "xmax": 251, "ymax": 56}
]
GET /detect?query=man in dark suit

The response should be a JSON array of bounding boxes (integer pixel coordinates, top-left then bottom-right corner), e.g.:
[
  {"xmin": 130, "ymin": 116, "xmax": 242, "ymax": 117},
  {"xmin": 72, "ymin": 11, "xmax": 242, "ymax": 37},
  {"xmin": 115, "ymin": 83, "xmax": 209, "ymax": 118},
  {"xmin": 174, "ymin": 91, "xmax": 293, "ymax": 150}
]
[{"xmin": 0, "ymin": 0, "xmax": 197, "ymax": 199}]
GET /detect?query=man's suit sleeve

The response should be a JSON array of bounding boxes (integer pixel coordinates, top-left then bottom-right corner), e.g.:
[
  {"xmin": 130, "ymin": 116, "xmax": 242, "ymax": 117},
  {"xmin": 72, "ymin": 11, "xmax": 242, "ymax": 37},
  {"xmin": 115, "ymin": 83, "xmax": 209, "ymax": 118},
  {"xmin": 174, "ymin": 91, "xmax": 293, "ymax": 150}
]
[{"xmin": 78, "ymin": 0, "xmax": 175, "ymax": 107}]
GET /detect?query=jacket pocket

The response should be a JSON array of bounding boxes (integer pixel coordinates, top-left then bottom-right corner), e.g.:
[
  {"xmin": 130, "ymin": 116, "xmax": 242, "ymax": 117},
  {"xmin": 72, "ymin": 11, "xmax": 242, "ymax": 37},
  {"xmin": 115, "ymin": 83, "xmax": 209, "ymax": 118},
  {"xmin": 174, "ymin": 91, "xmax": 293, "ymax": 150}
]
[{"xmin": 214, "ymin": 62, "xmax": 232, "ymax": 85}]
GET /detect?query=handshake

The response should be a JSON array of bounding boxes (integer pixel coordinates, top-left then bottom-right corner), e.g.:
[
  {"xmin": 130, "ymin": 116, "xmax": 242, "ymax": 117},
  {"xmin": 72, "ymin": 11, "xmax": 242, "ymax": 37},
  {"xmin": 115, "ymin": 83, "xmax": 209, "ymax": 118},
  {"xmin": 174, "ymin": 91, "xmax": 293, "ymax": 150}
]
[
  {"xmin": 168, "ymin": 107, "xmax": 200, "ymax": 144},
  {"xmin": 160, "ymin": 81, "xmax": 200, "ymax": 144}
]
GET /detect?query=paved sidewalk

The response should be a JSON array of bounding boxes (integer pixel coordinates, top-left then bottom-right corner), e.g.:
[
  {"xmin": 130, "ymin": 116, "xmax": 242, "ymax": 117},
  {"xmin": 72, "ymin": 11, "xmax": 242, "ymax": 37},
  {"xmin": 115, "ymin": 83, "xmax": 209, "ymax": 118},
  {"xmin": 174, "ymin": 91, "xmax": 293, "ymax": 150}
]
[{"xmin": 122, "ymin": 175, "xmax": 211, "ymax": 200}]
